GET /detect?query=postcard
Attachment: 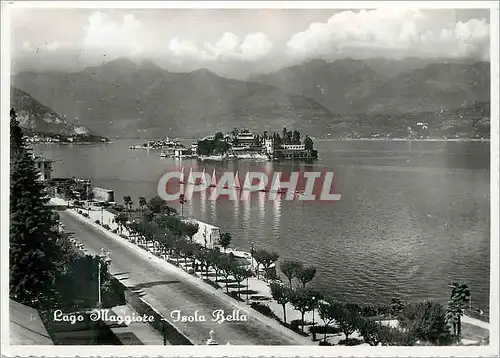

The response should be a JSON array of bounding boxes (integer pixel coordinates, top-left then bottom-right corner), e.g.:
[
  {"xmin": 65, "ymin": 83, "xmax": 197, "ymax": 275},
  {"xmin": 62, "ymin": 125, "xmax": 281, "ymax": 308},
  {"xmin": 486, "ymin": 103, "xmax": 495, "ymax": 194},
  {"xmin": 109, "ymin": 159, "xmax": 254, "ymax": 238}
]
[{"xmin": 1, "ymin": 1, "xmax": 498, "ymax": 357}]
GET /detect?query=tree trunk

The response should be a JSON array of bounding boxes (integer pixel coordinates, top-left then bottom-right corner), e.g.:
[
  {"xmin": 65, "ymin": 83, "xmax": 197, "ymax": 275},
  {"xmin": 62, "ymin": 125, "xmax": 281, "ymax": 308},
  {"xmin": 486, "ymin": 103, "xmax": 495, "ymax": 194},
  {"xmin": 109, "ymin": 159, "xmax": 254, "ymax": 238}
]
[
  {"xmin": 345, "ymin": 333, "xmax": 349, "ymax": 345},
  {"xmin": 282, "ymin": 304, "xmax": 287, "ymax": 323},
  {"xmin": 457, "ymin": 317, "xmax": 462, "ymax": 338},
  {"xmin": 301, "ymin": 312, "xmax": 305, "ymax": 332},
  {"xmin": 237, "ymin": 283, "xmax": 240, "ymax": 299},
  {"xmin": 288, "ymin": 278, "xmax": 292, "ymax": 288},
  {"xmin": 226, "ymin": 276, "xmax": 229, "ymax": 293},
  {"xmin": 324, "ymin": 324, "xmax": 328, "ymax": 342}
]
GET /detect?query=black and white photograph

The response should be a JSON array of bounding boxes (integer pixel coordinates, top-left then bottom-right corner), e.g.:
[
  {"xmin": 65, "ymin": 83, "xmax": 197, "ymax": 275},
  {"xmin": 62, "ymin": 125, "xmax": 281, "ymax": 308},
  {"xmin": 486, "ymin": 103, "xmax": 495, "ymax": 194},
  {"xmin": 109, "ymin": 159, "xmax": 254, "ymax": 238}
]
[{"xmin": 1, "ymin": 1, "xmax": 498, "ymax": 356}]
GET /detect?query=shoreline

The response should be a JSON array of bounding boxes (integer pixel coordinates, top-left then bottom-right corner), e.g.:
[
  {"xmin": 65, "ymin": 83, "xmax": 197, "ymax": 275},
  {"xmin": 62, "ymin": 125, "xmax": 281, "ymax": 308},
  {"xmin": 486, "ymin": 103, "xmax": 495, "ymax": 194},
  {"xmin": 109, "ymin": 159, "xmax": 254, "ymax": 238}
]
[
  {"xmin": 53, "ymin": 198, "xmax": 313, "ymax": 345},
  {"xmin": 50, "ymin": 197, "xmax": 490, "ymax": 346}
]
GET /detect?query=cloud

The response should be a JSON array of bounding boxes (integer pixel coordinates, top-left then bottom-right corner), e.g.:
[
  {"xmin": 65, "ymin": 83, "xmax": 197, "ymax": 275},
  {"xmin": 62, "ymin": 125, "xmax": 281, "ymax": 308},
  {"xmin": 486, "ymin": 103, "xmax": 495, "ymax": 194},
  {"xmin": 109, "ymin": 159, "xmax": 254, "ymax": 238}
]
[
  {"xmin": 286, "ymin": 9, "xmax": 490, "ymax": 61},
  {"xmin": 21, "ymin": 40, "xmax": 72, "ymax": 53},
  {"xmin": 169, "ymin": 32, "xmax": 273, "ymax": 62},
  {"xmin": 168, "ymin": 37, "xmax": 216, "ymax": 61},
  {"xmin": 82, "ymin": 11, "xmax": 142, "ymax": 58}
]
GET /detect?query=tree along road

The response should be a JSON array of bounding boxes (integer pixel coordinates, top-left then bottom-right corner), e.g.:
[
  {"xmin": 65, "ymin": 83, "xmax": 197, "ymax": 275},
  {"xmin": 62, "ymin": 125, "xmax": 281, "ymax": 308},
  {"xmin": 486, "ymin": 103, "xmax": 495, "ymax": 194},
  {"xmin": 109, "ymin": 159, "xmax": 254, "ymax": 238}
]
[{"xmin": 60, "ymin": 211, "xmax": 310, "ymax": 345}]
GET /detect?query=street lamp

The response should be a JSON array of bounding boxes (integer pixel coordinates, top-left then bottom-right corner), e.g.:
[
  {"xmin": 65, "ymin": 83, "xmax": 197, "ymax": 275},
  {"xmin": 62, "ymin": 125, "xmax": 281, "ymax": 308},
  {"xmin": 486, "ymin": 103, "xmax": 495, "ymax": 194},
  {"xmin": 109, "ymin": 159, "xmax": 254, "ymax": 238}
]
[
  {"xmin": 180, "ymin": 194, "xmax": 186, "ymax": 218},
  {"xmin": 97, "ymin": 249, "xmax": 112, "ymax": 308},
  {"xmin": 246, "ymin": 275, "xmax": 249, "ymax": 304},
  {"xmin": 312, "ymin": 296, "xmax": 316, "ymax": 326},
  {"xmin": 101, "ymin": 206, "xmax": 104, "ymax": 224},
  {"xmin": 250, "ymin": 241, "xmax": 254, "ymax": 270}
]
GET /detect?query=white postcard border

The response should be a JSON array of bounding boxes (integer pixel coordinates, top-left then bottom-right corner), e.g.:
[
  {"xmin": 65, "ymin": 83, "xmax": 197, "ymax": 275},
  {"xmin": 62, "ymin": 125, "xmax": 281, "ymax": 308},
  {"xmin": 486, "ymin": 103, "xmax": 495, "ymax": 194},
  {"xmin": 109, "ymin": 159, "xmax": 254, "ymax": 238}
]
[{"xmin": 1, "ymin": 1, "xmax": 499, "ymax": 357}]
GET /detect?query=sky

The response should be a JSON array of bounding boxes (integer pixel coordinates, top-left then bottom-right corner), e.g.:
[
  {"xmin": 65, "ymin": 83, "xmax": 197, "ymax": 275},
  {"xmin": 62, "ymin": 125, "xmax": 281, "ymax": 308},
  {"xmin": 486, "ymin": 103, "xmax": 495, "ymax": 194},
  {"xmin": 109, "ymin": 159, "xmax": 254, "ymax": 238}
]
[{"xmin": 9, "ymin": 7, "xmax": 491, "ymax": 78}]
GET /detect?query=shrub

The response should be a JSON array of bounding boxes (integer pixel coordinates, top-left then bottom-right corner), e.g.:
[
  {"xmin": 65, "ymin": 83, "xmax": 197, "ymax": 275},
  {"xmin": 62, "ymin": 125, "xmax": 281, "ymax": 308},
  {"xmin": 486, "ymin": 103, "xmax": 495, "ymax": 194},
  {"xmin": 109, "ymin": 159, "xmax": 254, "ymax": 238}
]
[
  {"xmin": 82, "ymin": 213, "xmax": 90, "ymax": 218},
  {"xmin": 319, "ymin": 341, "xmax": 333, "ymax": 346},
  {"xmin": 338, "ymin": 338, "xmax": 364, "ymax": 346},
  {"xmin": 111, "ymin": 229, "xmax": 118, "ymax": 234},
  {"xmin": 95, "ymin": 220, "xmax": 100, "ymax": 224},
  {"xmin": 290, "ymin": 319, "xmax": 302, "ymax": 332},
  {"xmin": 227, "ymin": 291, "xmax": 244, "ymax": 302},
  {"xmin": 119, "ymin": 234, "xmax": 128, "ymax": 239},
  {"xmin": 309, "ymin": 325, "xmax": 342, "ymax": 335},
  {"xmin": 398, "ymin": 300, "xmax": 453, "ymax": 345},
  {"xmin": 102, "ymin": 224, "xmax": 111, "ymax": 230},
  {"xmin": 203, "ymin": 279, "xmax": 221, "ymax": 289},
  {"xmin": 250, "ymin": 302, "xmax": 278, "ymax": 319}
]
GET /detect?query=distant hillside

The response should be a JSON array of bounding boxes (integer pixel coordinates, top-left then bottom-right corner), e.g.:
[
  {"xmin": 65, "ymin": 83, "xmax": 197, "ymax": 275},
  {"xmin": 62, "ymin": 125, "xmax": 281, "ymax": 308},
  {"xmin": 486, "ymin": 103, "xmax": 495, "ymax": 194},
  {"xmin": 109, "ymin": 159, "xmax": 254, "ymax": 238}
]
[
  {"xmin": 10, "ymin": 87, "xmax": 108, "ymax": 141},
  {"xmin": 252, "ymin": 58, "xmax": 490, "ymax": 115},
  {"xmin": 352, "ymin": 62, "xmax": 490, "ymax": 113},
  {"xmin": 250, "ymin": 58, "xmax": 382, "ymax": 113},
  {"xmin": 12, "ymin": 59, "xmax": 338, "ymax": 139},
  {"xmin": 327, "ymin": 102, "xmax": 490, "ymax": 139}
]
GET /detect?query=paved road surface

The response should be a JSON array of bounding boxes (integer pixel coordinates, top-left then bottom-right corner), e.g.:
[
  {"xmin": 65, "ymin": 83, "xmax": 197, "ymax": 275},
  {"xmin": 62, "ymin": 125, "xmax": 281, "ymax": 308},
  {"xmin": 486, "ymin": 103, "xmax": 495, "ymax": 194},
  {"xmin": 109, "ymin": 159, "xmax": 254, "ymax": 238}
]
[{"xmin": 60, "ymin": 211, "xmax": 309, "ymax": 345}]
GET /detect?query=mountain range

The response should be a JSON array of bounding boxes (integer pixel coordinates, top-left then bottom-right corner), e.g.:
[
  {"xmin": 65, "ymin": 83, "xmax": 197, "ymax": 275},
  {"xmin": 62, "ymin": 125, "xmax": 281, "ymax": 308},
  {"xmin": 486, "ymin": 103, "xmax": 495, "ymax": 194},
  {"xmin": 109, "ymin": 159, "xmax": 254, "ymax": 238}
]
[{"xmin": 11, "ymin": 57, "xmax": 491, "ymax": 139}]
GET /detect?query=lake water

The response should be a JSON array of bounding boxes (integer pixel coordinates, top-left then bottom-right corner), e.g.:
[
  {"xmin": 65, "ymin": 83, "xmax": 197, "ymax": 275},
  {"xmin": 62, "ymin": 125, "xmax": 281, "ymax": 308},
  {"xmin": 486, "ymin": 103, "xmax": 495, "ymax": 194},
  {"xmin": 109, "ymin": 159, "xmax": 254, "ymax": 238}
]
[{"xmin": 35, "ymin": 139, "xmax": 491, "ymax": 314}]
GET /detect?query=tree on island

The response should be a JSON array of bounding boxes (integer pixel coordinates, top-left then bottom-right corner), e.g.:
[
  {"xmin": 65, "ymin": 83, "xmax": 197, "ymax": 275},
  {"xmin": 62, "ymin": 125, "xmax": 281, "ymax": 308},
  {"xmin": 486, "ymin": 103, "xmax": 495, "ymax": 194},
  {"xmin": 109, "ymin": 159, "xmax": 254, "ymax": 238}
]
[
  {"xmin": 10, "ymin": 109, "xmax": 69, "ymax": 307},
  {"xmin": 279, "ymin": 259, "xmax": 303, "ymax": 288},
  {"xmin": 148, "ymin": 195, "xmax": 176, "ymax": 216},
  {"xmin": 292, "ymin": 130, "xmax": 301, "ymax": 144},
  {"xmin": 304, "ymin": 135, "xmax": 314, "ymax": 151},
  {"xmin": 219, "ymin": 232, "xmax": 232, "ymax": 253},
  {"xmin": 270, "ymin": 282, "xmax": 292, "ymax": 323},
  {"xmin": 296, "ymin": 265, "xmax": 317, "ymax": 288}
]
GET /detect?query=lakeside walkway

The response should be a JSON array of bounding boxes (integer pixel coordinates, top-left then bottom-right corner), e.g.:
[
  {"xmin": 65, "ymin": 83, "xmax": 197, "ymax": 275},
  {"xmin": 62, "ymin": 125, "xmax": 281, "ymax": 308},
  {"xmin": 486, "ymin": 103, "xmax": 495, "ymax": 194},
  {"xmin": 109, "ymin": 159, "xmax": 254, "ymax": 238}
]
[
  {"xmin": 53, "ymin": 200, "xmax": 313, "ymax": 345},
  {"xmin": 50, "ymin": 197, "xmax": 490, "ymax": 346}
]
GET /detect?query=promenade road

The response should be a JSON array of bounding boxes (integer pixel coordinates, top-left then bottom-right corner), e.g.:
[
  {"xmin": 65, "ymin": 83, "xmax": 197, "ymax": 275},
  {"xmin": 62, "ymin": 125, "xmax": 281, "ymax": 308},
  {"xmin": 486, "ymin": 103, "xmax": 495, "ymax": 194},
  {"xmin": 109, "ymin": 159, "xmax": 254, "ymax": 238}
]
[{"xmin": 59, "ymin": 210, "xmax": 312, "ymax": 345}]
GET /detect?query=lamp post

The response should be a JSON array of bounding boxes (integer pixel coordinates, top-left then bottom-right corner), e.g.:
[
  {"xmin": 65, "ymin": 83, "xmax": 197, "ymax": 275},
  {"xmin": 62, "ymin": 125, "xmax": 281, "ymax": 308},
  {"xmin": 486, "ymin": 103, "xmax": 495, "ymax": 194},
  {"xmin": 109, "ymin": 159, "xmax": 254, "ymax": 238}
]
[
  {"xmin": 180, "ymin": 194, "xmax": 186, "ymax": 218},
  {"xmin": 101, "ymin": 206, "xmax": 104, "ymax": 224},
  {"xmin": 162, "ymin": 320, "xmax": 167, "ymax": 345},
  {"xmin": 250, "ymin": 241, "xmax": 254, "ymax": 270},
  {"xmin": 312, "ymin": 296, "xmax": 316, "ymax": 326},
  {"xmin": 97, "ymin": 249, "xmax": 112, "ymax": 308},
  {"xmin": 97, "ymin": 260, "xmax": 102, "ymax": 307},
  {"xmin": 246, "ymin": 275, "xmax": 249, "ymax": 304}
]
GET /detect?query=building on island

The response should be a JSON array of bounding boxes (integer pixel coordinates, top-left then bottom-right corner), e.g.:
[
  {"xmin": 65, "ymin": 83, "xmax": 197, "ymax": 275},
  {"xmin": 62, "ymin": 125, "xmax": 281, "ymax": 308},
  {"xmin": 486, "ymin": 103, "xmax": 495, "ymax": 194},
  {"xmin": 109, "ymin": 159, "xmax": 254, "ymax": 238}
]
[
  {"xmin": 264, "ymin": 139, "xmax": 274, "ymax": 155},
  {"xmin": 235, "ymin": 130, "xmax": 256, "ymax": 147},
  {"xmin": 282, "ymin": 144, "xmax": 306, "ymax": 151},
  {"xmin": 33, "ymin": 155, "xmax": 54, "ymax": 181},
  {"xmin": 263, "ymin": 139, "xmax": 315, "ymax": 160}
]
